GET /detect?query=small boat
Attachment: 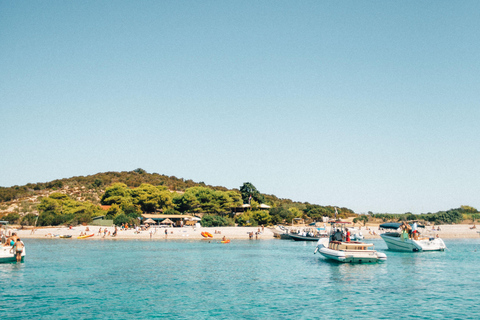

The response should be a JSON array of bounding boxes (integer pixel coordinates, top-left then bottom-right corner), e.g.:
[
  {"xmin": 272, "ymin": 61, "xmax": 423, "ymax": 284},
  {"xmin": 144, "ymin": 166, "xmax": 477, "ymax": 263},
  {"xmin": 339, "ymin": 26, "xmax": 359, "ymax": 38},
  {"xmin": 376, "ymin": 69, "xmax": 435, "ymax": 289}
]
[
  {"xmin": 287, "ymin": 226, "xmax": 329, "ymax": 241},
  {"xmin": 0, "ymin": 245, "xmax": 25, "ymax": 263},
  {"xmin": 289, "ymin": 232, "xmax": 328, "ymax": 241},
  {"xmin": 77, "ymin": 234, "xmax": 94, "ymax": 239},
  {"xmin": 379, "ymin": 222, "xmax": 446, "ymax": 252},
  {"xmin": 315, "ymin": 221, "xmax": 386, "ymax": 263},
  {"xmin": 221, "ymin": 240, "xmax": 230, "ymax": 243},
  {"xmin": 0, "ymin": 221, "xmax": 25, "ymax": 263},
  {"xmin": 59, "ymin": 235, "xmax": 72, "ymax": 239}
]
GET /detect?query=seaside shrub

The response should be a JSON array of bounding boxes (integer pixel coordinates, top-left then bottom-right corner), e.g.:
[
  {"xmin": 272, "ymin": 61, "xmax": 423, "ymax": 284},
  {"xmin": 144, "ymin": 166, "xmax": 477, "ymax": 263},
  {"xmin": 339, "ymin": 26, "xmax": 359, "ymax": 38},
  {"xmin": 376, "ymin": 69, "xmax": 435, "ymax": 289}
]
[
  {"xmin": 69, "ymin": 212, "xmax": 92, "ymax": 225},
  {"xmin": 432, "ymin": 210, "xmax": 463, "ymax": 224},
  {"xmin": 113, "ymin": 213, "xmax": 130, "ymax": 226},
  {"xmin": 38, "ymin": 212, "xmax": 55, "ymax": 226},
  {"xmin": 3, "ymin": 212, "xmax": 20, "ymax": 224},
  {"xmin": 288, "ymin": 207, "xmax": 303, "ymax": 221},
  {"xmin": 130, "ymin": 184, "xmax": 173, "ymax": 213},
  {"xmin": 268, "ymin": 206, "xmax": 302, "ymax": 225},
  {"xmin": 122, "ymin": 203, "xmax": 142, "ymax": 218},
  {"xmin": 269, "ymin": 213, "xmax": 283, "ymax": 225},
  {"xmin": 173, "ymin": 187, "xmax": 241, "ymax": 214},
  {"xmin": 251, "ymin": 210, "xmax": 271, "ymax": 226},
  {"xmin": 236, "ymin": 212, "xmax": 258, "ymax": 226},
  {"xmin": 470, "ymin": 214, "xmax": 480, "ymax": 222},
  {"xmin": 101, "ymin": 183, "xmax": 129, "ymax": 205},
  {"xmin": 21, "ymin": 213, "xmax": 38, "ymax": 226},
  {"xmin": 201, "ymin": 214, "xmax": 233, "ymax": 227},
  {"xmin": 106, "ymin": 204, "xmax": 122, "ymax": 219},
  {"xmin": 36, "ymin": 194, "xmax": 101, "ymax": 226}
]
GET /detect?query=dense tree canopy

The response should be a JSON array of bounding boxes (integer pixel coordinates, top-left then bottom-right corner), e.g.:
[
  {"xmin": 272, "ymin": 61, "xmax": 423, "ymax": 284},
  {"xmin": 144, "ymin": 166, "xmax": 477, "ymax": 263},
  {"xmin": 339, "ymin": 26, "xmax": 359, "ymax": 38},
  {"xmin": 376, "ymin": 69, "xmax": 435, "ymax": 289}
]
[
  {"xmin": 239, "ymin": 182, "xmax": 265, "ymax": 204},
  {"xmin": 173, "ymin": 187, "xmax": 242, "ymax": 214},
  {"xmin": 371, "ymin": 207, "xmax": 471, "ymax": 225},
  {"xmin": 37, "ymin": 193, "xmax": 102, "ymax": 226}
]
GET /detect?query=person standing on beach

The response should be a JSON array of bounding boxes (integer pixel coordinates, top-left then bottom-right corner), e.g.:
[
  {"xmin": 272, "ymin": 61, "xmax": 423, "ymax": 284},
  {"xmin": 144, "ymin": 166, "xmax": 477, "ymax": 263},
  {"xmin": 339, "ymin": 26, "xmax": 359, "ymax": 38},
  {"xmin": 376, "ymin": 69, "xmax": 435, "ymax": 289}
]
[{"xmin": 165, "ymin": 229, "xmax": 168, "ymax": 239}]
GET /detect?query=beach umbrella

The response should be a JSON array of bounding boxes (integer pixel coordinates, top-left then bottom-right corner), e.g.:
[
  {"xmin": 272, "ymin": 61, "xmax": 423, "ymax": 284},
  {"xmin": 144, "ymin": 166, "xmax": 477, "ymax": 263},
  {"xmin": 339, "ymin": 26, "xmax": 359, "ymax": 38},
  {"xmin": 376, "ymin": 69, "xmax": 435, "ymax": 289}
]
[
  {"xmin": 160, "ymin": 218, "xmax": 174, "ymax": 224},
  {"xmin": 144, "ymin": 218, "xmax": 156, "ymax": 224}
]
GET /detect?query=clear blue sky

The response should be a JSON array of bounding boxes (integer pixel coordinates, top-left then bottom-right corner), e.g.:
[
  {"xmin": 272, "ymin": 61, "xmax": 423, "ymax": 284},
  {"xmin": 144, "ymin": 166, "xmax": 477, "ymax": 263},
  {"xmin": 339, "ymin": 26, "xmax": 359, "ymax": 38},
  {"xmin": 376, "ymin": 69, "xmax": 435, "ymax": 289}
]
[{"xmin": 1, "ymin": 1, "xmax": 479, "ymax": 214}]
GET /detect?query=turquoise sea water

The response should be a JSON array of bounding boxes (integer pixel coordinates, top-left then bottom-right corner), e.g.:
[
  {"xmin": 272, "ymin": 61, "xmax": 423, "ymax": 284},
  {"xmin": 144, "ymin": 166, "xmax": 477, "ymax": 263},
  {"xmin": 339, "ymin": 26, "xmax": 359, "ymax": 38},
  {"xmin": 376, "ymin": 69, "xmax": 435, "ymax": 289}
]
[{"xmin": 1, "ymin": 238, "xmax": 480, "ymax": 319}]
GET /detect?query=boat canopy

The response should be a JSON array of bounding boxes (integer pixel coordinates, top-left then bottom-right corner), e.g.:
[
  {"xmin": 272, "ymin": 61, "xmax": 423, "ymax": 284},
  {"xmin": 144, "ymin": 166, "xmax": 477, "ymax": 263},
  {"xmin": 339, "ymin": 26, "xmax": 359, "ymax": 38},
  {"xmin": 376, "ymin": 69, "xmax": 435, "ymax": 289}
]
[
  {"xmin": 380, "ymin": 223, "xmax": 402, "ymax": 229},
  {"xmin": 380, "ymin": 222, "xmax": 425, "ymax": 230}
]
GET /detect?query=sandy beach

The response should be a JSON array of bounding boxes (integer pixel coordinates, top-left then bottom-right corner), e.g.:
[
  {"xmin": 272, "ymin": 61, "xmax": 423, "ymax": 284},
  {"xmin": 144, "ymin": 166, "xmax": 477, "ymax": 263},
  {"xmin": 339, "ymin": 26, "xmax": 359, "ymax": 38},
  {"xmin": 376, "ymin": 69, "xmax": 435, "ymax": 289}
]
[
  {"xmin": 6, "ymin": 223, "xmax": 480, "ymax": 241},
  {"xmin": 10, "ymin": 225, "xmax": 274, "ymax": 241}
]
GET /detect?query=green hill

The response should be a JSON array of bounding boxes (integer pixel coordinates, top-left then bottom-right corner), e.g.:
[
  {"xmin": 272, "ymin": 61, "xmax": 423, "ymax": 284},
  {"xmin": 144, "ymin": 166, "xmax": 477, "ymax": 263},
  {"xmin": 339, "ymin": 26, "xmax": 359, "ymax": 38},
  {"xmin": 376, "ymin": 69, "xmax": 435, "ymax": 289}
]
[{"xmin": 0, "ymin": 169, "xmax": 356, "ymax": 227}]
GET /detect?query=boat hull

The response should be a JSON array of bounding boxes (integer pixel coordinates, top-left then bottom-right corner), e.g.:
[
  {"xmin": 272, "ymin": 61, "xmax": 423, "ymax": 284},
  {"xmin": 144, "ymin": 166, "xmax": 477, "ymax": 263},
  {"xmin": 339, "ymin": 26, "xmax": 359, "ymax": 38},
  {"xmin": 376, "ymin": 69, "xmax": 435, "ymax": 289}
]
[
  {"xmin": 289, "ymin": 234, "xmax": 327, "ymax": 241},
  {"xmin": 0, "ymin": 246, "xmax": 25, "ymax": 263},
  {"xmin": 315, "ymin": 239, "xmax": 386, "ymax": 263},
  {"xmin": 318, "ymin": 247, "xmax": 386, "ymax": 263},
  {"xmin": 380, "ymin": 233, "xmax": 446, "ymax": 252}
]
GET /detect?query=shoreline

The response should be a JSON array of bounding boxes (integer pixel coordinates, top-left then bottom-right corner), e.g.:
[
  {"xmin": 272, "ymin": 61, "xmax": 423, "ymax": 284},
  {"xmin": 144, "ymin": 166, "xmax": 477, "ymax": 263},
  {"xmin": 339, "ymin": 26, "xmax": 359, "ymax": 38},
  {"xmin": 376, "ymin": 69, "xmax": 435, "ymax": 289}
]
[
  {"xmin": 10, "ymin": 226, "xmax": 274, "ymax": 241},
  {"xmin": 5, "ymin": 224, "xmax": 480, "ymax": 241}
]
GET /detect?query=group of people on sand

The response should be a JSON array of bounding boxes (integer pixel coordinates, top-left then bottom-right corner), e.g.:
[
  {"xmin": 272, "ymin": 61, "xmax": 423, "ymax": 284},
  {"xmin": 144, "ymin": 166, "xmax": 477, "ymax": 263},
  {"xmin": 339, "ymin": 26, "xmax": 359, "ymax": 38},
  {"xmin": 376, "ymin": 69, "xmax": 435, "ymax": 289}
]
[
  {"xmin": 2, "ymin": 232, "xmax": 24, "ymax": 262},
  {"xmin": 248, "ymin": 226, "xmax": 265, "ymax": 240},
  {"xmin": 96, "ymin": 227, "xmax": 118, "ymax": 237}
]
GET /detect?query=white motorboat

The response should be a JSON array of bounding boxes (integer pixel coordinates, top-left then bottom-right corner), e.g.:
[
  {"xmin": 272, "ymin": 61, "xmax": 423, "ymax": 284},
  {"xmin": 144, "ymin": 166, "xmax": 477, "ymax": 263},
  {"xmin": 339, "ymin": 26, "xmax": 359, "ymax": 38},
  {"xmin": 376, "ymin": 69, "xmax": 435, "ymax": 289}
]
[
  {"xmin": 314, "ymin": 221, "xmax": 386, "ymax": 263},
  {"xmin": 0, "ymin": 245, "xmax": 25, "ymax": 263},
  {"xmin": 289, "ymin": 227, "xmax": 329, "ymax": 241},
  {"xmin": 0, "ymin": 221, "xmax": 26, "ymax": 263},
  {"xmin": 379, "ymin": 223, "xmax": 446, "ymax": 252}
]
